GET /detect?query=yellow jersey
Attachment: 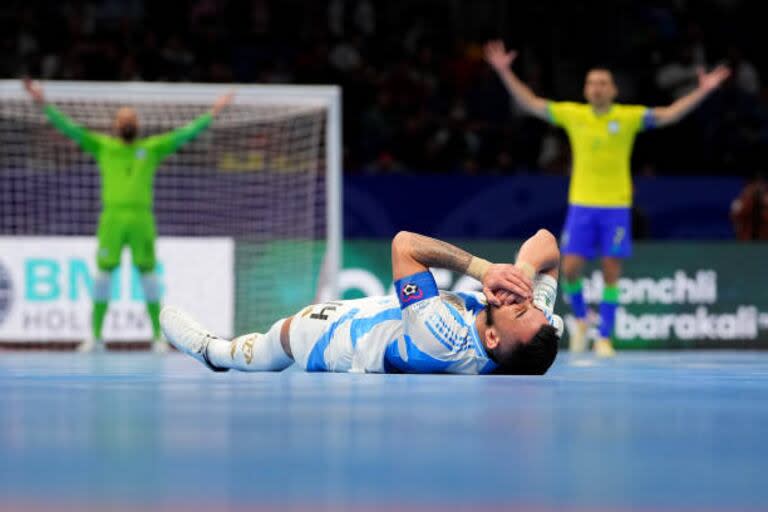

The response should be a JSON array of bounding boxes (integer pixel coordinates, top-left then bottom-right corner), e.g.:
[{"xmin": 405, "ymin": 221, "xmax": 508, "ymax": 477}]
[{"xmin": 548, "ymin": 102, "xmax": 651, "ymax": 207}]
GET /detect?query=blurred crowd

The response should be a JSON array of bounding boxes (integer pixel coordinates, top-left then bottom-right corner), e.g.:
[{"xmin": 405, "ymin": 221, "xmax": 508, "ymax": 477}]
[{"xmin": 3, "ymin": 0, "xmax": 767, "ymax": 176}]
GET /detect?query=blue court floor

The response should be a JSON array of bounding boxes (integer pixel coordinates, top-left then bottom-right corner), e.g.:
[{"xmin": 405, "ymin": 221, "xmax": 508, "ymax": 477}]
[{"xmin": 1, "ymin": 350, "xmax": 767, "ymax": 512}]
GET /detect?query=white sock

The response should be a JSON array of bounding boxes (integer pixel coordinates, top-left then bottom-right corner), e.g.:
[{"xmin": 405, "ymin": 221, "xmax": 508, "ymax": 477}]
[{"xmin": 206, "ymin": 319, "xmax": 292, "ymax": 372}]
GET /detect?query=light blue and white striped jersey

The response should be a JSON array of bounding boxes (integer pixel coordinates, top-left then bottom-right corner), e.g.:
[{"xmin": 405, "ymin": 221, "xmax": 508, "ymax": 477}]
[{"xmin": 287, "ymin": 271, "xmax": 559, "ymax": 375}]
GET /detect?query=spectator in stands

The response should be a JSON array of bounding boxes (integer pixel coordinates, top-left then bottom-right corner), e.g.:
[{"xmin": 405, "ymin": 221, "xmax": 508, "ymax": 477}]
[
  {"xmin": 3, "ymin": 0, "xmax": 768, "ymax": 176},
  {"xmin": 656, "ymin": 43, "xmax": 705, "ymax": 100},
  {"xmin": 726, "ymin": 46, "xmax": 760, "ymax": 96},
  {"xmin": 731, "ymin": 173, "xmax": 768, "ymax": 240}
]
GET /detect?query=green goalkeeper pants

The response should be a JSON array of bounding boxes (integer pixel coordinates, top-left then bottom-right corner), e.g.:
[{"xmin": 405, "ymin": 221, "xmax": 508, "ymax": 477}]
[{"xmin": 96, "ymin": 208, "xmax": 157, "ymax": 272}]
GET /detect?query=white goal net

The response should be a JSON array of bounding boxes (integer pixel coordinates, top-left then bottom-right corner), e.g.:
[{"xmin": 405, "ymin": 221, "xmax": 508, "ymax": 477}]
[{"xmin": 0, "ymin": 81, "xmax": 341, "ymax": 340}]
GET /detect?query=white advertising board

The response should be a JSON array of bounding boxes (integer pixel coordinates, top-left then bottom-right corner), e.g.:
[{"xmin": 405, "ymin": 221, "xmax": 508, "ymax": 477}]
[{"xmin": 0, "ymin": 236, "xmax": 233, "ymax": 342}]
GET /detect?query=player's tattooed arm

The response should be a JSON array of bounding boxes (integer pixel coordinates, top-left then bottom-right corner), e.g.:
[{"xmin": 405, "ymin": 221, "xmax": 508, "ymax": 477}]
[{"xmin": 391, "ymin": 231, "xmax": 532, "ymax": 305}]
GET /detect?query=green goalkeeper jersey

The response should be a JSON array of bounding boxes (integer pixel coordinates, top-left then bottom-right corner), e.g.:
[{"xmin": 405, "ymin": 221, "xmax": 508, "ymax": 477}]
[{"xmin": 44, "ymin": 104, "xmax": 212, "ymax": 210}]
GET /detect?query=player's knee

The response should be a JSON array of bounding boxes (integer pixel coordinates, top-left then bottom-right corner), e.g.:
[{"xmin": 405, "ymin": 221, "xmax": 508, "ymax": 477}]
[
  {"xmin": 562, "ymin": 256, "xmax": 583, "ymax": 280},
  {"xmin": 601, "ymin": 259, "xmax": 622, "ymax": 284}
]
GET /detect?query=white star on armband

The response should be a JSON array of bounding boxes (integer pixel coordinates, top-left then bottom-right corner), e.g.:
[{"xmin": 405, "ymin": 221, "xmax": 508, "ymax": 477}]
[{"xmin": 402, "ymin": 284, "xmax": 419, "ymax": 296}]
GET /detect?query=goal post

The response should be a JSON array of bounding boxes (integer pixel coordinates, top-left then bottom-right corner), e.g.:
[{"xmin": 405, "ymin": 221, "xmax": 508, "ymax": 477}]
[{"xmin": 0, "ymin": 80, "xmax": 342, "ymax": 341}]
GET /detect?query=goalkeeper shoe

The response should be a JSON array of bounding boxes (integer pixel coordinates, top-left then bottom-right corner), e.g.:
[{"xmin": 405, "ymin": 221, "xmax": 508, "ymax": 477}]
[
  {"xmin": 78, "ymin": 336, "xmax": 104, "ymax": 353},
  {"xmin": 152, "ymin": 336, "xmax": 170, "ymax": 354},
  {"xmin": 160, "ymin": 306, "xmax": 228, "ymax": 372}
]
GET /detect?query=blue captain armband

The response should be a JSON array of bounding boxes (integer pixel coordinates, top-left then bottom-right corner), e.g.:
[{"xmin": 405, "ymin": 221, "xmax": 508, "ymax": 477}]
[{"xmin": 394, "ymin": 271, "xmax": 439, "ymax": 309}]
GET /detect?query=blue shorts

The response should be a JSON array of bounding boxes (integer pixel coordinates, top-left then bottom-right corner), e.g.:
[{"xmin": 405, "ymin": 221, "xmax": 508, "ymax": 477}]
[{"xmin": 561, "ymin": 205, "xmax": 632, "ymax": 259}]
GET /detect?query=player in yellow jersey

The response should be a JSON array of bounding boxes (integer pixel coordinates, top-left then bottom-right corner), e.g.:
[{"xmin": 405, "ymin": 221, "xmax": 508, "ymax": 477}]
[{"xmin": 485, "ymin": 40, "xmax": 730, "ymax": 357}]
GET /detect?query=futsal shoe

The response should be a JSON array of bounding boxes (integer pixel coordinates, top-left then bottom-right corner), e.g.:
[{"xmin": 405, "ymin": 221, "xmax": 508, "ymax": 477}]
[
  {"xmin": 568, "ymin": 319, "xmax": 589, "ymax": 353},
  {"xmin": 593, "ymin": 338, "xmax": 616, "ymax": 358},
  {"xmin": 160, "ymin": 306, "xmax": 228, "ymax": 372}
]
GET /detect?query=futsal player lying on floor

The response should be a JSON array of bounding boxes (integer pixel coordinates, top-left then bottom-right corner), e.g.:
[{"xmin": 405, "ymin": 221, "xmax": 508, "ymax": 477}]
[{"xmin": 161, "ymin": 229, "xmax": 564, "ymax": 375}]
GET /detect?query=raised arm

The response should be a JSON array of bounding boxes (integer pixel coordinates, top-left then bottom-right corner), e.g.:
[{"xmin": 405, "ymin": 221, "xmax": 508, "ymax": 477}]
[
  {"xmin": 23, "ymin": 78, "xmax": 103, "ymax": 155},
  {"xmin": 484, "ymin": 40, "xmax": 550, "ymax": 121},
  {"xmin": 147, "ymin": 90, "xmax": 235, "ymax": 158},
  {"xmin": 651, "ymin": 65, "xmax": 730, "ymax": 127},
  {"xmin": 391, "ymin": 231, "xmax": 533, "ymax": 306},
  {"xmin": 514, "ymin": 229, "xmax": 561, "ymax": 280}
]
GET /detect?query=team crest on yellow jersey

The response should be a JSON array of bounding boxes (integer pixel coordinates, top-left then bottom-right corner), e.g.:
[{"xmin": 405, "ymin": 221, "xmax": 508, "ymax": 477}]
[{"xmin": 608, "ymin": 120, "xmax": 620, "ymax": 134}]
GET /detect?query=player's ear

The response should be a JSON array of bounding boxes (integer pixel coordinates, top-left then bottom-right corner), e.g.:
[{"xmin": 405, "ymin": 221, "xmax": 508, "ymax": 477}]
[{"xmin": 485, "ymin": 327, "xmax": 500, "ymax": 350}]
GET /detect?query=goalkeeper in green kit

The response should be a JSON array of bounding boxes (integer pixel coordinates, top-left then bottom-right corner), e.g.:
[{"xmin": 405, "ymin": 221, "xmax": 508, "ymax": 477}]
[{"xmin": 23, "ymin": 78, "xmax": 234, "ymax": 352}]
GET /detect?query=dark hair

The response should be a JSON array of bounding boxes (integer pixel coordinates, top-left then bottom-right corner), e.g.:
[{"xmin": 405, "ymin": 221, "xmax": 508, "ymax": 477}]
[
  {"xmin": 485, "ymin": 303, "xmax": 495, "ymax": 326},
  {"xmin": 492, "ymin": 324, "xmax": 559, "ymax": 376},
  {"xmin": 587, "ymin": 66, "xmax": 613, "ymax": 75}
]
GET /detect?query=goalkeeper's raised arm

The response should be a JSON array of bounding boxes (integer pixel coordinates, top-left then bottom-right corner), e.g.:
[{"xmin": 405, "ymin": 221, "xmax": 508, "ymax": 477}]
[
  {"xmin": 24, "ymin": 77, "xmax": 105, "ymax": 154},
  {"xmin": 144, "ymin": 89, "xmax": 235, "ymax": 157}
]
